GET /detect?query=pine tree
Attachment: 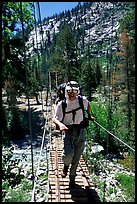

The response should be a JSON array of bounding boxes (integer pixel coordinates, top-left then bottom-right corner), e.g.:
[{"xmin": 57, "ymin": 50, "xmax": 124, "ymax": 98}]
[{"xmin": 49, "ymin": 24, "xmax": 79, "ymax": 84}]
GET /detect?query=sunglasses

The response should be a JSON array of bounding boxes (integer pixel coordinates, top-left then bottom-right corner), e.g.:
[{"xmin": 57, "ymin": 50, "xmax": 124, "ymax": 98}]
[{"xmin": 67, "ymin": 89, "xmax": 78, "ymax": 93}]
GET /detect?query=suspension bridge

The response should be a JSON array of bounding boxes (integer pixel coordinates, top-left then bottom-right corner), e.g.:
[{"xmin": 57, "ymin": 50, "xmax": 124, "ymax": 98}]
[
  {"xmin": 2, "ymin": 2, "xmax": 135, "ymax": 202},
  {"xmin": 29, "ymin": 93, "xmax": 101, "ymax": 202},
  {"xmin": 47, "ymin": 133, "xmax": 101, "ymax": 202},
  {"xmin": 25, "ymin": 90, "xmax": 135, "ymax": 202}
]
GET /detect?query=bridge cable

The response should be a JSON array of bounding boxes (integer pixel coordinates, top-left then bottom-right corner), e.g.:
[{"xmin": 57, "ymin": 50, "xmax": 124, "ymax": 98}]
[
  {"xmin": 33, "ymin": 2, "xmax": 41, "ymax": 103},
  {"xmin": 29, "ymin": 3, "xmax": 53, "ymax": 201},
  {"xmin": 103, "ymin": 3, "xmax": 115, "ymax": 201},
  {"xmin": 36, "ymin": 2, "xmax": 45, "ymax": 111},
  {"xmin": 31, "ymin": 3, "xmax": 54, "ymax": 200},
  {"xmin": 30, "ymin": 3, "xmax": 51, "ymax": 201},
  {"xmin": 94, "ymin": 120, "xmax": 135, "ymax": 152},
  {"xmin": 20, "ymin": 2, "xmax": 35, "ymax": 186},
  {"xmin": 37, "ymin": 2, "xmax": 50, "ymax": 108},
  {"xmin": 31, "ymin": 115, "xmax": 49, "ymax": 202}
]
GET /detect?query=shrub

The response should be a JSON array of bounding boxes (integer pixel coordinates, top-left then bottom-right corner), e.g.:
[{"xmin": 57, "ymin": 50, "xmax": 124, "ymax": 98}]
[
  {"xmin": 116, "ymin": 173, "xmax": 135, "ymax": 201},
  {"xmin": 3, "ymin": 178, "xmax": 32, "ymax": 202}
]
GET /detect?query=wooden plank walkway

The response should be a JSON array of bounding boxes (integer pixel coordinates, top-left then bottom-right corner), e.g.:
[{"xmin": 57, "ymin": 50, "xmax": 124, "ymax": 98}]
[{"xmin": 48, "ymin": 134, "xmax": 101, "ymax": 202}]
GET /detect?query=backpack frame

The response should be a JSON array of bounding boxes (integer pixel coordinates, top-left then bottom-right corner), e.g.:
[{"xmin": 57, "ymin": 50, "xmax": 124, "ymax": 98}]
[{"xmin": 56, "ymin": 83, "xmax": 66, "ymax": 102}]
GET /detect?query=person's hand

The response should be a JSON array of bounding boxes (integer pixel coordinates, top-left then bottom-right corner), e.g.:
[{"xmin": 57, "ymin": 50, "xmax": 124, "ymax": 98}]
[
  {"xmin": 59, "ymin": 123, "xmax": 68, "ymax": 132},
  {"xmin": 89, "ymin": 115, "xmax": 94, "ymax": 121}
]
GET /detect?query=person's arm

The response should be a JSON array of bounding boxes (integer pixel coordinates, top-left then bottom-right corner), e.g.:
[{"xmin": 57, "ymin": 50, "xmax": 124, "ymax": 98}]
[
  {"xmin": 52, "ymin": 101, "xmax": 68, "ymax": 132},
  {"xmin": 52, "ymin": 117, "xmax": 68, "ymax": 132},
  {"xmin": 86, "ymin": 102, "xmax": 94, "ymax": 121}
]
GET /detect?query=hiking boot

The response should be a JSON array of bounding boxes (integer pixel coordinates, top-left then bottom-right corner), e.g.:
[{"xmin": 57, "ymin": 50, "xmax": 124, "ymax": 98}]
[
  {"xmin": 69, "ymin": 179, "xmax": 75, "ymax": 189},
  {"xmin": 61, "ymin": 165, "xmax": 69, "ymax": 178}
]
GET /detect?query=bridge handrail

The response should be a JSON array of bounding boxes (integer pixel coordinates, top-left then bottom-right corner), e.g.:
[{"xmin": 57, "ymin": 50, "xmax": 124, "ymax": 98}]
[
  {"xmin": 93, "ymin": 120, "xmax": 135, "ymax": 152},
  {"xmin": 31, "ymin": 107, "xmax": 49, "ymax": 202}
]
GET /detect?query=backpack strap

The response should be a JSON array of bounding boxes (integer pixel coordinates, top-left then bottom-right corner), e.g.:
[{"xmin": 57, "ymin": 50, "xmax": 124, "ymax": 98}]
[
  {"xmin": 65, "ymin": 107, "xmax": 81, "ymax": 122},
  {"xmin": 61, "ymin": 95, "xmax": 85, "ymax": 123},
  {"xmin": 78, "ymin": 95, "xmax": 85, "ymax": 118},
  {"xmin": 61, "ymin": 98, "xmax": 67, "ymax": 122}
]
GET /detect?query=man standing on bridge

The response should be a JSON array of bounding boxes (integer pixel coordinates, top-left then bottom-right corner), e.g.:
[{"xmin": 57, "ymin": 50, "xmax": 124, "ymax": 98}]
[{"xmin": 52, "ymin": 81, "xmax": 94, "ymax": 189}]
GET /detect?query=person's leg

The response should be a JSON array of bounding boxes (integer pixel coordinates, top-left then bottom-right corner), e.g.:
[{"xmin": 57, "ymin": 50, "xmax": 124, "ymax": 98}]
[
  {"xmin": 61, "ymin": 133, "xmax": 74, "ymax": 177},
  {"xmin": 62, "ymin": 133, "xmax": 74, "ymax": 165},
  {"xmin": 69, "ymin": 129, "xmax": 86, "ymax": 185}
]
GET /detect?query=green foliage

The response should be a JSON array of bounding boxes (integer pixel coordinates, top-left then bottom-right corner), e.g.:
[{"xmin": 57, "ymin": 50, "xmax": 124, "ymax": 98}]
[
  {"xmin": 87, "ymin": 97, "xmax": 134, "ymax": 154},
  {"xmin": 119, "ymin": 6, "xmax": 135, "ymax": 39},
  {"xmin": 2, "ymin": 2, "xmax": 34, "ymax": 31},
  {"xmin": 2, "ymin": 105, "xmax": 26, "ymax": 146},
  {"xmin": 27, "ymin": 63, "xmax": 40, "ymax": 98},
  {"xmin": 116, "ymin": 173, "xmax": 135, "ymax": 201},
  {"xmin": 92, "ymin": 179, "xmax": 106, "ymax": 202},
  {"xmin": 118, "ymin": 154, "xmax": 135, "ymax": 171},
  {"xmin": 2, "ymin": 2, "xmax": 35, "ymax": 98},
  {"xmin": 2, "ymin": 147, "xmax": 25, "ymax": 201},
  {"xmin": 7, "ymin": 107, "xmax": 25, "ymax": 140},
  {"xmin": 87, "ymin": 99, "xmax": 109, "ymax": 146},
  {"xmin": 108, "ymin": 187, "xmax": 117, "ymax": 195},
  {"xmin": 2, "ymin": 105, "xmax": 10, "ymax": 146},
  {"xmin": 49, "ymin": 23, "xmax": 80, "ymax": 83},
  {"xmin": 3, "ymin": 178, "xmax": 32, "ymax": 202},
  {"xmin": 2, "ymin": 146, "xmax": 32, "ymax": 202},
  {"xmin": 80, "ymin": 58, "xmax": 101, "ymax": 99},
  {"xmin": 90, "ymin": 152, "xmax": 104, "ymax": 175},
  {"xmin": 2, "ymin": 147, "xmax": 23, "ymax": 186}
]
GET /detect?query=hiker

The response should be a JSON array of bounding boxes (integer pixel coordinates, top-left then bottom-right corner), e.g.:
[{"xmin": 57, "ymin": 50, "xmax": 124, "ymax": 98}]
[{"xmin": 52, "ymin": 81, "xmax": 94, "ymax": 189}]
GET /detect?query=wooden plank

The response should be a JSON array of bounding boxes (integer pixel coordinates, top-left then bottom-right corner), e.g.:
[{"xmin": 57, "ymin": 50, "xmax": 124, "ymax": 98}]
[{"xmin": 48, "ymin": 135, "xmax": 101, "ymax": 202}]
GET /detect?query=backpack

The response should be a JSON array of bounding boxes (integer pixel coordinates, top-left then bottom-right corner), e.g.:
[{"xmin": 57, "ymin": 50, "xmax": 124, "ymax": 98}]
[
  {"xmin": 61, "ymin": 95, "xmax": 89, "ymax": 128},
  {"xmin": 56, "ymin": 83, "xmax": 66, "ymax": 104}
]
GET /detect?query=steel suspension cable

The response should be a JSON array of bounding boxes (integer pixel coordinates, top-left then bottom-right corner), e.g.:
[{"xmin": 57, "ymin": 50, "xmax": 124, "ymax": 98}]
[
  {"xmin": 94, "ymin": 120, "xmax": 135, "ymax": 152},
  {"xmin": 30, "ymin": 4, "xmax": 51, "ymax": 201},
  {"xmin": 46, "ymin": 75, "xmax": 54, "ymax": 202},
  {"xmin": 35, "ymin": 2, "xmax": 45, "ymax": 111},
  {"xmin": 37, "ymin": 2, "xmax": 49, "ymax": 107},
  {"xmin": 102, "ymin": 3, "xmax": 112, "ymax": 201},
  {"xmin": 37, "ymin": 2, "xmax": 50, "ymax": 109},
  {"xmin": 20, "ymin": 2, "xmax": 34, "ymax": 184},
  {"xmin": 37, "ymin": 2, "xmax": 44, "ymax": 47},
  {"xmin": 31, "ymin": 113, "xmax": 49, "ymax": 202},
  {"xmin": 103, "ymin": 3, "xmax": 117, "ymax": 201},
  {"xmin": 33, "ymin": 2, "xmax": 41, "ymax": 84}
]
